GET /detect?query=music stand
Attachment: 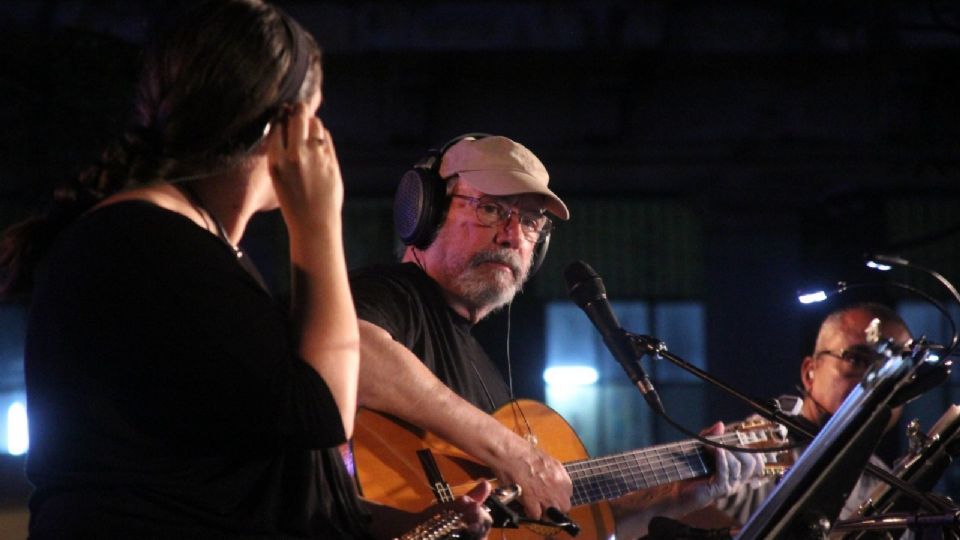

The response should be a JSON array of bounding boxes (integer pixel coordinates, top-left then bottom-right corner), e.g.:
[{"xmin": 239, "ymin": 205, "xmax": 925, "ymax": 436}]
[{"xmin": 736, "ymin": 353, "xmax": 914, "ymax": 539}]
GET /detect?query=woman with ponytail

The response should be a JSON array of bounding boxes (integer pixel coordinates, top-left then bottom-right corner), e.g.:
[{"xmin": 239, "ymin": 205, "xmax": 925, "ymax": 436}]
[{"xmin": 0, "ymin": 1, "xmax": 492, "ymax": 538}]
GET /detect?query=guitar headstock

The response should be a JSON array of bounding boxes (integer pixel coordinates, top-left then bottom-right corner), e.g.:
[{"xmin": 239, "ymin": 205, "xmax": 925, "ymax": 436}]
[{"xmin": 731, "ymin": 418, "xmax": 796, "ymax": 479}]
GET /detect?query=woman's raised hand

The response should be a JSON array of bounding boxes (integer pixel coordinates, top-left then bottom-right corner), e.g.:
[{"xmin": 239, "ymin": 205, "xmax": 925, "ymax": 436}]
[{"xmin": 268, "ymin": 101, "xmax": 343, "ymax": 236}]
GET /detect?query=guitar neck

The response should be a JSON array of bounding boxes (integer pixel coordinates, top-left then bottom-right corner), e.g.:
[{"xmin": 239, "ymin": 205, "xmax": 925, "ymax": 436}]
[{"xmin": 566, "ymin": 432, "xmax": 742, "ymax": 506}]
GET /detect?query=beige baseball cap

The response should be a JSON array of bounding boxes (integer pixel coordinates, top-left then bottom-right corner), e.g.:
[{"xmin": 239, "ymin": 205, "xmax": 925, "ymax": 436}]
[{"xmin": 439, "ymin": 136, "xmax": 570, "ymax": 220}]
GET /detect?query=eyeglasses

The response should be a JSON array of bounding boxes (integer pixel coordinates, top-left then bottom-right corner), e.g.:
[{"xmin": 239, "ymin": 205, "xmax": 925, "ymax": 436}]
[
  {"xmin": 451, "ymin": 195, "xmax": 552, "ymax": 243},
  {"xmin": 814, "ymin": 346, "xmax": 877, "ymax": 368}
]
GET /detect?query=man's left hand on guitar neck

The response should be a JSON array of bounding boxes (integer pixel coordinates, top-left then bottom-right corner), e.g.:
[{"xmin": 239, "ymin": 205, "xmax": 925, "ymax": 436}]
[{"xmin": 610, "ymin": 421, "xmax": 765, "ymax": 539}]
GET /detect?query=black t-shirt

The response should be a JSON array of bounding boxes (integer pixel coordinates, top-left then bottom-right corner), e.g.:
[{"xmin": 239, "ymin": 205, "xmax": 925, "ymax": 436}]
[
  {"xmin": 350, "ymin": 263, "xmax": 511, "ymax": 413},
  {"xmin": 25, "ymin": 201, "xmax": 362, "ymax": 538}
]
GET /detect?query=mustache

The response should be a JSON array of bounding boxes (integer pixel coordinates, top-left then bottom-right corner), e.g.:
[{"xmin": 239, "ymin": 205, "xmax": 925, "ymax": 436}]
[{"xmin": 470, "ymin": 249, "xmax": 524, "ymax": 280}]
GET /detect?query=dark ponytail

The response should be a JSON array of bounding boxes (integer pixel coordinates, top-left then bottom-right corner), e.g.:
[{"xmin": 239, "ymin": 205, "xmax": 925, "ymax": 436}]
[{"xmin": 0, "ymin": 0, "xmax": 321, "ymax": 299}]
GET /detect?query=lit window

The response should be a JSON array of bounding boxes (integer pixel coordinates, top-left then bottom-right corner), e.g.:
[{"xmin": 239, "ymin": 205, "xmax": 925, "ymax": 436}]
[
  {"xmin": 543, "ymin": 366, "xmax": 599, "ymax": 386},
  {"xmin": 543, "ymin": 300, "xmax": 705, "ymax": 455},
  {"xmin": 7, "ymin": 401, "xmax": 28, "ymax": 456}
]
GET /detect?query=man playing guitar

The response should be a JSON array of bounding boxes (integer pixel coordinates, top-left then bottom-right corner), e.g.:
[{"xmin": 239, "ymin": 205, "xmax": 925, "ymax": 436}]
[{"xmin": 349, "ymin": 134, "xmax": 764, "ymax": 538}]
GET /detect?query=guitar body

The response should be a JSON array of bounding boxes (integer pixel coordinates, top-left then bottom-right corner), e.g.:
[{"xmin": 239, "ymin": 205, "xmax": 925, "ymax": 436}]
[{"xmin": 353, "ymin": 399, "xmax": 615, "ymax": 539}]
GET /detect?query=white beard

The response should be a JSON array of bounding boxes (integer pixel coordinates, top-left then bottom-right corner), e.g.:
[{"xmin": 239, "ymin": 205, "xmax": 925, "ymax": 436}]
[{"xmin": 452, "ymin": 248, "xmax": 530, "ymax": 314}]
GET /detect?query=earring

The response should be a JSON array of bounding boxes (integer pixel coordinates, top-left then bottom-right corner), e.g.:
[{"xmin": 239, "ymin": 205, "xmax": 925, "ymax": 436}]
[{"xmin": 807, "ymin": 371, "xmax": 814, "ymax": 380}]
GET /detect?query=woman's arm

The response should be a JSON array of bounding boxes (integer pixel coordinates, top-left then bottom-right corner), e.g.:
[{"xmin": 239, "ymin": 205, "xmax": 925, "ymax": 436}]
[{"xmin": 269, "ymin": 103, "xmax": 359, "ymax": 438}]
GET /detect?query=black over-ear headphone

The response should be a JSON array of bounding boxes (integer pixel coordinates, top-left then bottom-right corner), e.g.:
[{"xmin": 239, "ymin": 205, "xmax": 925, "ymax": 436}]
[{"xmin": 393, "ymin": 133, "xmax": 551, "ymax": 275}]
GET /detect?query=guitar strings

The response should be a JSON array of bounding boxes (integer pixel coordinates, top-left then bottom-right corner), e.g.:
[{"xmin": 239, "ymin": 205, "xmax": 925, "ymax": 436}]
[
  {"xmin": 572, "ymin": 432, "xmax": 770, "ymax": 477},
  {"xmin": 569, "ymin": 443, "xmax": 712, "ymax": 503},
  {"xmin": 564, "ymin": 431, "xmax": 783, "ymax": 503},
  {"xmin": 566, "ymin": 432, "xmax": 741, "ymax": 479},
  {"xmin": 572, "ymin": 452, "xmax": 707, "ymax": 493}
]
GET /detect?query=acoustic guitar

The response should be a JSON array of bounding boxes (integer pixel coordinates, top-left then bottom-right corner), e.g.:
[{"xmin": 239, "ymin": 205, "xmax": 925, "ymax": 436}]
[{"xmin": 354, "ymin": 399, "xmax": 791, "ymax": 540}]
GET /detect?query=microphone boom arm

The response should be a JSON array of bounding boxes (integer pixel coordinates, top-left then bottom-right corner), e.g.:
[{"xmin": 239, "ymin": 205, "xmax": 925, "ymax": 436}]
[{"xmin": 628, "ymin": 333, "xmax": 800, "ymax": 434}]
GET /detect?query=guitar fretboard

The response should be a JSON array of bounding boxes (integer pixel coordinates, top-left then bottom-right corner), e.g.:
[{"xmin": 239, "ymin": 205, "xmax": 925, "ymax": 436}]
[{"xmin": 565, "ymin": 432, "xmax": 742, "ymax": 506}]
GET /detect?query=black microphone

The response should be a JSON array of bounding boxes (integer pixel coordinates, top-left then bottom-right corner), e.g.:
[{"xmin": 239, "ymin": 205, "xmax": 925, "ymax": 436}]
[{"xmin": 564, "ymin": 260, "xmax": 664, "ymax": 414}]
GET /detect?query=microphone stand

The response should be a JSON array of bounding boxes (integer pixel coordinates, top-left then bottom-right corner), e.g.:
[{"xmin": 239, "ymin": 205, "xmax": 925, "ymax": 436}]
[{"xmin": 627, "ymin": 332, "xmax": 945, "ymax": 514}]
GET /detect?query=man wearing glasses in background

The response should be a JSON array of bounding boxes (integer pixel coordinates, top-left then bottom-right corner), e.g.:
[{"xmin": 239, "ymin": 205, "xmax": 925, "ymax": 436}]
[
  {"xmin": 707, "ymin": 303, "xmax": 913, "ymax": 526},
  {"xmin": 349, "ymin": 135, "xmax": 761, "ymax": 538},
  {"xmin": 800, "ymin": 304, "xmax": 911, "ymax": 427}
]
